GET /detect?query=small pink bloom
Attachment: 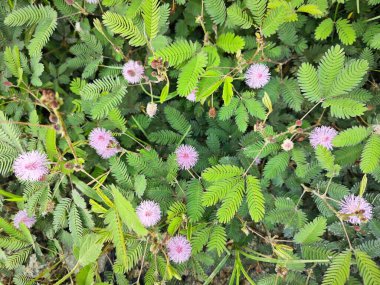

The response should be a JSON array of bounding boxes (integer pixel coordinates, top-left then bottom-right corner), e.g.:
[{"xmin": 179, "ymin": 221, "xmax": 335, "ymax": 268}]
[
  {"xmin": 13, "ymin": 210, "xmax": 36, "ymax": 229},
  {"xmin": 186, "ymin": 90, "xmax": 196, "ymax": 102},
  {"xmin": 122, "ymin": 60, "xmax": 144, "ymax": 84},
  {"xmin": 245, "ymin": 64, "xmax": 270, "ymax": 89},
  {"xmin": 167, "ymin": 235, "xmax": 192, "ymax": 264},
  {"xmin": 339, "ymin": 195, "xmax": 373, "ymax": 224},
  {"xmin": 281, "ymin": 139, "xmax": 294, "ymax": 152},
  {"xmin": 175, "ymin": 145, "xmax": 198, "ymax": 170},
  {"xmin": 13, "ymin": 151, "xmax": 49, "ymax": 181},
  {"xmin": 88, "ymin": 128, "xmax": 120, "ymax": 159},
  {"xmin": 146, "ymin": 102, "xmax": 158, "ymax": 118},
  {"xmin": 309, "ymin": 126, "xmax": 338, "ymax": 150},
  {"xmin": 136, "ymin": 200, "xmax": 161, "ymax": 227}
]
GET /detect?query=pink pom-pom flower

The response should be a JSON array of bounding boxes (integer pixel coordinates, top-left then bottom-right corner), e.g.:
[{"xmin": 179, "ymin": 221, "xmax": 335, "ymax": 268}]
[
  {"xmin": 167, "ymin": 235, "xmax": 192, "ymax": 264},
  {"xmin": 175, "ymin": 145, "xmax": 199, "ymax": 170},
  {"xmin": 186, "ymin": 90, "xmax": 196, "ymax": 102},
  {"xmin": 136, "ymin": 200, "xmax": 161, "ymax": 227},
  {"xmin": 13, "ymin": 151, "xmax": 49, "ymax": 181},
  {"xmin": 122, "ymin": 60, "xmax": 145, "ymax": 84},
  {"xmin": 245, "ymin": 63, "xmax": 270, "ymax": 89},
  {"xmin": 281, "ymin": 139, "xmax": 294, "ymax": 152},
  {"xmin": 88, "ymin": 128, "xmax": 120, "ymax": 159},
  {"xmin": 339, "ymin": 195, "xmax": 373, "ymax": 224},
  {"xmin": 13, "ymin": 210, "xmax": 36, "ymax": 229},
  {"xmin": 309, "ymin": 126, "xmax": 338, "ymax": 150}
]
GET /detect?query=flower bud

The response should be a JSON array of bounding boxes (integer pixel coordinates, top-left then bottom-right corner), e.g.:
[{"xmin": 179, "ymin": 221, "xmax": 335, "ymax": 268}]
[{"xmin": 146, "ymin": 102, "xmax": 158, "ymax": 118}]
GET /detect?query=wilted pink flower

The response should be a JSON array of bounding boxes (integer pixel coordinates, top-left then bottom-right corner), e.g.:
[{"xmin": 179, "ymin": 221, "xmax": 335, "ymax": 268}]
[
  {"xmin": 167, "ymin": 235, "xmax": 192, "ymax": 264},
  {"xmin": 254, "ymin": 158, "xmax": 261, "ymax": 165},
  {"xmin": 309, "ymin": 126, "xmax": 338, "ymax": 150},
  {"xmin": 146, "ymin": 102, "xmax": 158, "ymax": 118},
  {"xmin": 88, "ymin": 128, "xmax": 120, "ymax": 159},
  {"xmin": 13, "ymin": 210, "xmax": 36, "ymax": 229},
  {"xmin": 175, "ymin": 145, "xmax": 198, "ymax": 170},
  {"xmin": 281, "ymin": 139, "xmax": 294, "ymax": 151},
  {"xmin": 13, "ymin": 151, "xmax": 49, "ymax": 181},
  {"xmin": 122, "ymin": 60, "xmax": 144, "ymax": 84},
  {"xmin": 339, "ymin": 195, "xmax": 373, "ymax": 224},
  {"xmin": 245, "ymin": 64, "xmax": 270, "ymax": 89},
  {"xmin": 136, "ymin": 200, "xmax": 161, "ymax": 227},
  {"xmin": 186, "ymin": 90, "xmax": 196, "ymax": 102}
]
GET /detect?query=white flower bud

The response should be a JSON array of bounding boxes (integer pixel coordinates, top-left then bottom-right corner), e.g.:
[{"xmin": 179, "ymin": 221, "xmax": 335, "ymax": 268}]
[
  {"xmin": 146, "ymin": 102, "xmax": 158, "ymax": 118},
  {"xmin": 281, "ymin": 139, "xmax": 294, "ymax": 152}
]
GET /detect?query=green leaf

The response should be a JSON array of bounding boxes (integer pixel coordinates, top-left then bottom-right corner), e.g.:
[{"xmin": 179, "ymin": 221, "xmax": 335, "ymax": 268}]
[
  {"xmin": 202, "ymin": 164, "xmax": 244, "ymax": 181},
  {"xmin": 134, "ymin": 175, "xmax": 146, "ymax": 198},
  {"xmin": 102, "ymin": 12, "xmax": 146, "ymax": 46},
  {"xmin": 360, "ymin": 134, "xmax": 380, "ymax": 173},
  {"xmin": 246, "ymin": 0, "xmax": 267, "ymax": 25},
  {"xmin": 262, "ymin": 8, "xmax": 286, "ymax": 37},
  {"xmin": 322, "ymin": 250, "xmax": 352, "ymax": 285},
  {"xmin": 328, "ymin": 60, "xmax": 369, "ymax": 98},
  {"xmin": 355, "ymin": 250, "xmax": 380, "ymax": 285},
  {"xmin": 177, "ymin": 51, "xmax": 208, "ymax": 96},
  {"xmin": 298, "ymin": 63, "xmax": 322, "ymax": 103},
  {"xmin": 315, "ymin": 18, "xmax": 334, "ymax": 40},
  {"xmin": 318, "ymin": 45, "xmax": 345, "ymax": 96},
  {"xmin": 316, "ymin": 145, "xmax": 340, "ymax": 177},
  {"xmin": 333, "ymin": 126, "xmax": 372, "ymax": 147},
  {"xmin": 216, "ymin": 32, "xmax": 245, "ymax": 53},
  {"xmin": 336, "ymin": 19, "xmax": 356, "ymax": 45},
  {"xmin": 294, "ymin": 217, "xmax": 327, "ymax": 244},
  {"xmin": 142, "ymin": 0, "xmax": 160, "ymax": 39},
  {"xmin": 112, "ymin": 186, "xmax": 148, "ymax": 236},
  {"xmin": 246, "ymin": 175, "xmax": 265, "ymax": 222},
  {"xmin": 263, "ymin": 152, "xmax": 290, "ymax": 180},
  {"xmin": 204, "ymin": 0, "xmax": 226, "ymax": 25},
  {"xmin": 322, "ymin": 98, "xmax": 367, "ymax": 119},
  {"xmin": 46, "ymin": 128, "xmax": 58, "ymax": 161},
  {"xmin": 222, "ymin": 76, "xmax": 234, "ymax": 106},
  {"xmin": 77, "ymin": 234, "xmax": 104, "ymax": 266}
]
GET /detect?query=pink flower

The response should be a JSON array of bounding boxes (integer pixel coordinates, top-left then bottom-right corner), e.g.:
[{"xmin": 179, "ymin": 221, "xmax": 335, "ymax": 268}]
[
  {"xmin": 122, "ymin": 60, "xmax": 144, "ymax": 84},
  {"xmin": 281, "ymin": 139, "xmax": 294, "ymax": 151},
  {"xmin": 309, "ymin": 126, "xmax": 338, "ymax": 150},
  {"xmin": 136, "ymin": 200, "xmax": 161, "ymax": 227},
  {"xmin": 88, "ymin": 128, "xmax": 120, "ymax": 159},
  {"xmin": 13, "ymin": 210, "xmax": 36, "ymax": 229},
  {"xmin": 167, "ymin": 235, "xmax": 192, "ymax": 264},
  {"xmin": 175, "ymin": 145, "xmax": 199, "ymax": 170},
  {"xmin": 13, "ymin": 151, "xmax": 49, "ymax": 181},
  {"xmin": 245, "ymin": 64, "xmax": 270, "ymax": 89},
  {"xmin": 186, "ymin": 90, "xmax": 196, "ymax": 102},
  {"xmin": 146, "ymin": 102, "xmax": 158, "ymax": 118},
  {"xmin": 339, "ymin": 195, "xmax": 373, "ymax": 224}
]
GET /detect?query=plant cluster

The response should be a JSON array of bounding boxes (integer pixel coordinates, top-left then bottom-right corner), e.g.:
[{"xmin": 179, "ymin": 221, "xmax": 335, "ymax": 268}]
[{"xmin": 0, "ymin": 0, "xmax": 379, "ymax": 284}]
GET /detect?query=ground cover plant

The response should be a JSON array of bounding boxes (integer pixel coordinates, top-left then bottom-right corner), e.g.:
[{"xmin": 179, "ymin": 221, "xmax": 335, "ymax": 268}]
[{"xmin": 0, "ymin": 0, "xmax": 380, "ymax": 284}]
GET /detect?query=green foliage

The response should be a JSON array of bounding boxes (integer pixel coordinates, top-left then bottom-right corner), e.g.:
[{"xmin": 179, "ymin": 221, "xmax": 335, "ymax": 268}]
[
  {"xmin": 102, "ymin": 11, "xmax": 146, "ymax": 46},
  {"xmin": 1, "ymin": 0, "xmax": 380, "ymax": 283},
  {"xmin": 204, "ymin": 0, "xmax": 226, "ymax": 25},
  {"xmin": 155, "ymin": 40, "xmax": 198, "ymax": 67},
  {"xmin": 333, "ymin": 126, "xmax": 372, "ymax": 147},
  {"xmin": 360, "ymin": 134, "xmax": 380, "ymax": 173},
  {"xmin": 294, "ymin": 216, "xmax": 327, "ymax": 244},
  {"xmin": 216, "ymin": 33, "xmax": 245, "ymax": 53},
  {"xmin": 177, "ymin": 51, "xmax": 208, "ymax": 96},
  {"xmin": 354, "ymin": 250, "xmax": 380, "ymax": 285}
]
